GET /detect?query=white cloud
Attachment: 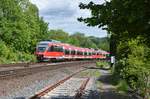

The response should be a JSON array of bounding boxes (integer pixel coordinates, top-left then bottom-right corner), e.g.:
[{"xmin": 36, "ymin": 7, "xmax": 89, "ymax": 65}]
[{"xmin": 30, "ymin": 0, "xmax": 107, "ymax": 37}]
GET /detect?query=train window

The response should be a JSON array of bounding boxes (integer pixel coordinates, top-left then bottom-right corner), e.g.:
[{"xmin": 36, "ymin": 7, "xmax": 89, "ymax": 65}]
[
  {"xmin": 65, "ymin": 49, "xmax": 70, "ymax": 55},
  {"xmin": 47, "ymin": 47, "xmax": 51, "ymax": 52},
  {"xmin": 77, "ymin": 51, "xmax": 80, "ymax": 55},
  {"xmin": 89, "ymin": 52, "xmax": 91, "ymax": 56},
  {"xmin": 50, "ymin": 46, "xmax": 63, "ymax": 52},
  {"xmin": 74, "ymin": 50, "xmax": 76, "ymax": 55},
  {"xmin": 77, "ymin": 51, "xmax": 82, "ymax": 55},
  {"xmin": 57, "ymin": 46, "xmax": 63, "ymax": 52},
  {"xmin": 71, "ymin": 50, "xmax": 76, "ymax": 55},
  {"xmin": 84, "ymin": 52, "xmax": 87, "ymax": 55},
  {"xmin": 86, "ymin": 52, "xmax": 88, "ymax": 55},
  {"xmin": 80, "ymin": 51, "xmax": 82, "ymax": 55},
  {"xmin": 37, "ymin": 47, "xmax": 46, "ymax": 52},
  {"xmin": 53, "ymin": 46, "xmax": 58, "ymax": 51},
  {"xmin": 77, "ymin": 51, "xmax": 79, "ymax": 55},
  {"xmin": 92, "ymin": 52, "xmax": 96, "ymax": 55},
  {"xmin": 92, "ymin": 52, "xmax": 94, "ymax": 55},
  {"xmin": 91, "ymin": 52, "xmax": 94, "ymax": 55},
  {"xmin": 38, "ymin": 43, "xmax": 48, "ymax": 46},
  {"xmin": 50, "ymin": 46, "xmax": 54, "ymax": 51}
]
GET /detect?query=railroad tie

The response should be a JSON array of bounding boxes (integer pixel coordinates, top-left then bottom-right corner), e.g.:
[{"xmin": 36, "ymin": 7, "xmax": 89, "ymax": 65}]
[{"xmin": 41, "ymin": 78, "xmax": 89, "ymax": 99}]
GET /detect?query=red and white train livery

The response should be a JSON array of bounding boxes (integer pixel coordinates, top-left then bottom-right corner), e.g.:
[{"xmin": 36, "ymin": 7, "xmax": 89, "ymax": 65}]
[{"xmin": 35, "ymin": 40, "xmax": 109, "ymax": 61}]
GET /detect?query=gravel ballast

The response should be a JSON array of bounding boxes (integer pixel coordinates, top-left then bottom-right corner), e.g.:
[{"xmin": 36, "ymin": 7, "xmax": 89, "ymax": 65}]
[{"xmin": 0, "ymin": 63, "xmax": 94, "ymax": 99}]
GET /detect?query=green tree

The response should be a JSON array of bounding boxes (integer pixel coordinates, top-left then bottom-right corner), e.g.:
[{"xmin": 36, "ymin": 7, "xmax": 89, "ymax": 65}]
[
  {"xmin": 47, "ymin": 29, "xmax": 69, "ymax": 43},
  {"xmin": 69, "ymin": 32, "xmax": 97, "ymax": 48},
  {"xmin": 0, "ymin": 0, "xmax": 48, "ymax": 62},
  {"xmin": 78, "ymin": 0, "xmax": 150, "ymax": 97},
  {"xmin": 88, "ymin": 36, "xmax": 110, "ymax": 51}
]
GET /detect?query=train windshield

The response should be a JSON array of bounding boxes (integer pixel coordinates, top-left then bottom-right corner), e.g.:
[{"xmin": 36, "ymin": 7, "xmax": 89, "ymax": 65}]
[
  {"xmin": 48, "ymin": 46, "xmax": 63, "ymax": 52},
  {"xmin": 37, "ymin": 47, "xmax": 46, "ymax": 52}
]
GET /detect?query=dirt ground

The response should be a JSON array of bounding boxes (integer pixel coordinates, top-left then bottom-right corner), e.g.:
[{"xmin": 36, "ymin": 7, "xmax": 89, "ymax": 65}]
[{"xmin": 97, "ymin": 69, "xmax": 138, "ymax": 99}]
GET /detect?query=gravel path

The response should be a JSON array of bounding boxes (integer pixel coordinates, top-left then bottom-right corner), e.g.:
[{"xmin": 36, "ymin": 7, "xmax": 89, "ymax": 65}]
[
  {"xmin": 0, "ymin": 63, "xmax": 94, "ymax": 99},
  {"xmin": 98, "ymin": 70, "xmax": 133, "ymax": 99},
  {"xmin": 76, "ymin": 68, "xmax": 137, "ymax": 99}
]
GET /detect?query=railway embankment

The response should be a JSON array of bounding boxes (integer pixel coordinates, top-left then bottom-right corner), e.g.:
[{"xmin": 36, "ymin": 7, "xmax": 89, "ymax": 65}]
[
  {"xmin": 0, "ymin": 61, "xmax": 95, "ymax": 99},
  {"xmin": 0, "ymin": 61, "xmax": 140, "ymax": 99}
]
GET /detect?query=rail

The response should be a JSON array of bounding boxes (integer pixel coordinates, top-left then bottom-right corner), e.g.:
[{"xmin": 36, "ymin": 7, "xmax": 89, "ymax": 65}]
[
  {"xmin": 0, "ymin": 61, "xmax": 95, "ymax": 79},
  {"xmin": 30, "ymin": 69, "xmax": 89, "ymax": 99}
]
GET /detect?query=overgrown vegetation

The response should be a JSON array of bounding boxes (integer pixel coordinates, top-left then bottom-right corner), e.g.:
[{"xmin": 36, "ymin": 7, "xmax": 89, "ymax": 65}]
[
  {"xmin": 0, "ymin": 0, "xmax": 48, "ymax": 63},
  {"xmin": 79, "ymin": 0, "xmax": 150, "ymax": 98},
  {"xmin": 96, "ymin": 61, "xmax": 110, "ymax": 69},
  {"xmin": 117, "ymin": 38, "xmax": 150, "ymax": 97},
  {"xmin": 117, "ymin": 80, "xmax": 129, "ymax": 93},
  {"xmin": 79, "ymin": 69, "xmax": 101, "ymax": 78}
]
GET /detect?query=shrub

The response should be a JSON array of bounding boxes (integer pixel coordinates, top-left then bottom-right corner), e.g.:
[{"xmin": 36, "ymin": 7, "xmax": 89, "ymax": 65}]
[
  {"xmin": 117, "ymin": 80, "xmax": 129, "ymax": 93},
  {"xmin": 0, "ymin": 41, "xmax": 10, "ymax": 58},
  {"xmin": 116, "ymin": 38, "xmax": 150, "ymax": 98},
  {"xmin": 0, "ymin": 40, "xmax": 36, "ymax": 63},
  {"xmin": 17, "ymin": 52, "xmax": 36, "ymax": 62}
]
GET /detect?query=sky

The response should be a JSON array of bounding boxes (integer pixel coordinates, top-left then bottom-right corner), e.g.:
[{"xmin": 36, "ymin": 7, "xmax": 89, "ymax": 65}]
[{"xmin": 30, "ymin": 0, "xmax": 107, "ymax": 37}]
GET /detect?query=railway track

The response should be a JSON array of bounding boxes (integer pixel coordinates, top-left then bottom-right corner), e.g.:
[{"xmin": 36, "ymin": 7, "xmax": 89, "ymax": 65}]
[
  {"xmin": 30, "ymin": 69, "xmax": 90, "ymax": 99},
  {"xmin": 0, "ymin": 60, "xmax": 96, "ymax": 79}
]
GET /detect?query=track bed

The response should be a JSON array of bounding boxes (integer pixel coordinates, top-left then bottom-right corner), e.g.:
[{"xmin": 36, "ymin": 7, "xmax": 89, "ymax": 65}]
[{"xmin": 0, "ymin": 62, "xmax": 96, "ymax": 99}]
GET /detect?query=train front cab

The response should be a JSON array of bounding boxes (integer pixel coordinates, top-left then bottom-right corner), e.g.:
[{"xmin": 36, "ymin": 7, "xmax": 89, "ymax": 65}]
[
  {"xmin": 36, "ymin": 44, "xmax": 64, "ymax": 62},
  {"xmin": 44, "ymin": 45, "xmax": 64, "ymax": 61},
  {"xmin": 35, "ymin": 43, "xmax": 49, "ymax": 62}
]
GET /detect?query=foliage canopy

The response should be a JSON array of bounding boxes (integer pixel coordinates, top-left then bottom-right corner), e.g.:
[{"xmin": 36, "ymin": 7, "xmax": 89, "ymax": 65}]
[{"xmin": 78, "ymin": 0, "xmax": 150, "ymax": 98}]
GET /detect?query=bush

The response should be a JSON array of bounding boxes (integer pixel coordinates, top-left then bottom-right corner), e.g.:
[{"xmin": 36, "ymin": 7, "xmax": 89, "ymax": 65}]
[
  {"xmin": 0, "ymin": 40, "xmax": 36, "ymax": 63},
  {"xmin": 17, "ymin": 52, "xmax": 36, "ymax": 62},
  {"xmin": 0, "ymin": 41, "xmax": 10, "ymax": 58},
  {"xmin": 116, "ymin": 38, "xmax": 150, "ymax": 98},
  {"xmin": 117, "ymin": 80, "xmax": 129, "ymax": 93}
]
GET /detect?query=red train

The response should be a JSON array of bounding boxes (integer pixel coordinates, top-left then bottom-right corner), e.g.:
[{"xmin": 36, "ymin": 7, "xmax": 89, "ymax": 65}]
[{"xmin": 35, "ymin": 40, "xmax": 109, "ymax": 62}]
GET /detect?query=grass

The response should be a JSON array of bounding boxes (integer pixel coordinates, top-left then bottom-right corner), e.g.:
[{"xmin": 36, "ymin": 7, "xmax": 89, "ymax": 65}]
[
  {"xmin": 96, "ymin": 80, "xmax": 104, "ymax": 90},
  {"xmin": 116, "ymin": 80, "xmax": 129, "ymax": 93},
  {"xmin": 96, "ymin": 61, "xmax": 110, "ymax": 68},
  {"xmin": 79, "ymin": 61, "xmax": 130, "ymax": 95},
  {"xmin": 79, "ymin": 69, "xmax": 101, "ymax": 78}
]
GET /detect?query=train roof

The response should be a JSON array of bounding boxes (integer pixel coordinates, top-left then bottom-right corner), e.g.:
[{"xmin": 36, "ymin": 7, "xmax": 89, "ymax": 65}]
[
  {"xmin": 37, "ymin": 40, "xmax": 109, "ymax": 53},
  {"xmin": 38, "ymin": 40, "xmax": 61, "ymax": 44}
]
